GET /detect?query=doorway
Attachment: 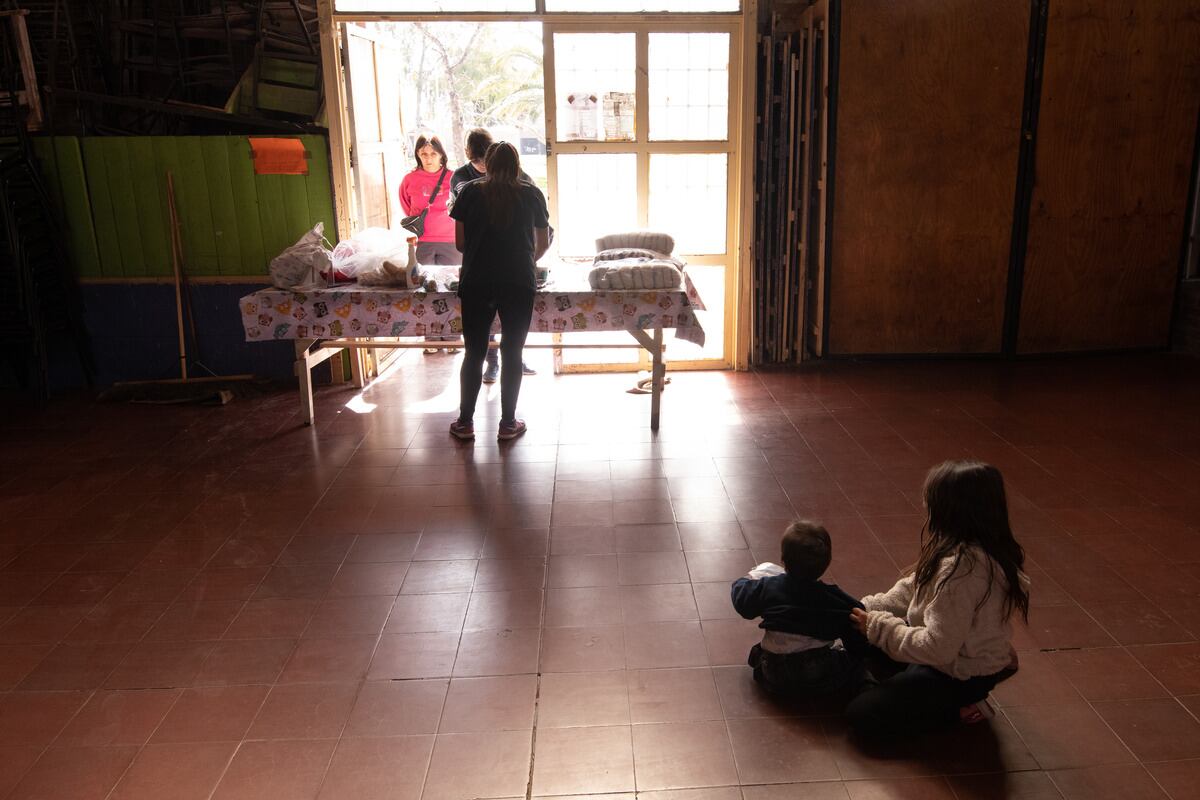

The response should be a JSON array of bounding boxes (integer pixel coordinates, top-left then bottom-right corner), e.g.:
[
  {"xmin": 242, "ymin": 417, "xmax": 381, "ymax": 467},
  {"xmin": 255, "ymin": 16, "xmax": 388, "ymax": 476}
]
[{"xmin": 329, "ymin": 6, "xmax": 745, "ymax": 371}]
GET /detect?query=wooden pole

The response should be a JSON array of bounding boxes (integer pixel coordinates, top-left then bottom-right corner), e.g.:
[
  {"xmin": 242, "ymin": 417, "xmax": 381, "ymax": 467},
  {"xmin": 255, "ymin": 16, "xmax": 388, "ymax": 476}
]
[{"xmin": 166, "ymin": 173, "xmax": 189, "ymax": 380}]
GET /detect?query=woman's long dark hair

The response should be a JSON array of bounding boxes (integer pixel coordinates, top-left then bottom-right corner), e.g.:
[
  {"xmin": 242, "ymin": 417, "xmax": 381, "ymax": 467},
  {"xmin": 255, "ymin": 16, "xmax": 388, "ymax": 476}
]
[
  {"xmin": 479, "ymin": 141, "xmax": 522, "ymax": 228},
  {"xmin": 914, "ymin": 460, "xmax": 1030, "ymax": 622}
]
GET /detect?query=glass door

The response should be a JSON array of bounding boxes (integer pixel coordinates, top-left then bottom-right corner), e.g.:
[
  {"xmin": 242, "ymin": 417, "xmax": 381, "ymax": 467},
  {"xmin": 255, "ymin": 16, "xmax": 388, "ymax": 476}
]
[{"xmin": 545, "ymin": 22, "xmax": 738, "ymax": 370}]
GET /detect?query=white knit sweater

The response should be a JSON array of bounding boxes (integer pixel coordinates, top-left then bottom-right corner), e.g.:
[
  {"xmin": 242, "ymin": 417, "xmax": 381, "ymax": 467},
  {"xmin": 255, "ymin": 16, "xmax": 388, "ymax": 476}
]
[{"xmin": 861, "ymin": 547, "xmax": 1028, "ymax": 680}]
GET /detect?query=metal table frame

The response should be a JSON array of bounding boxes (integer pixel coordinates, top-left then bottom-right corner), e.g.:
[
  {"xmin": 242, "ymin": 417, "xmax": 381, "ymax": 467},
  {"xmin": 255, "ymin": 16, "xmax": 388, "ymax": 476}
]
[{"xmin": 294, "ymin": 326, "xmax": 667, "ymax": 429}]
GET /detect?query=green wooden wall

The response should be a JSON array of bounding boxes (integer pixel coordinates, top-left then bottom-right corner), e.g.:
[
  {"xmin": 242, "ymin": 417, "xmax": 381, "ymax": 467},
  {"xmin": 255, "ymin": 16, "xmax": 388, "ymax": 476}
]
[{"xmin": 32, "ymin": 134, "xmax": 336, "ymax": 278}]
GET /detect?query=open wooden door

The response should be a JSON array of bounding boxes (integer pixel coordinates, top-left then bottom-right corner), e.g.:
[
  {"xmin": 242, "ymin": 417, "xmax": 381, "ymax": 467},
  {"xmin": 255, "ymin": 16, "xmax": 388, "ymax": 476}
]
[{"xmin": 343, "ymin": 23, "xmax": 407, "ymax": 232}]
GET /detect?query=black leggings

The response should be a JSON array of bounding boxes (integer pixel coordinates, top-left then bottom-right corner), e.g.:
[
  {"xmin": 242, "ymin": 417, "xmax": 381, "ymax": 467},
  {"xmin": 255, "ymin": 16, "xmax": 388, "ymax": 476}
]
[
  {"xmin": 459, "ymin": 285, "xmax": 534, "ymax": 423},
  {"xmin": 845, "ymin": 651, "xmax": 1015, "ymax": 740}
]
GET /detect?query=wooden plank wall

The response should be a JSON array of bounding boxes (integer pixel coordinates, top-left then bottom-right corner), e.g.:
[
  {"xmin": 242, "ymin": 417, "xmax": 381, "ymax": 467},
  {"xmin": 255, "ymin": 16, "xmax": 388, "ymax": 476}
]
[
  {"xmin": 32, "ymin": 134, "xmax": 335, "ymax": 278},
  {"xmin": 1017, "ymin": 1, "xmax": 1200, "ymax": 353},
  {"xmin": 827, "ymin": 0, "xmax": 1029, "ymax": 354}
]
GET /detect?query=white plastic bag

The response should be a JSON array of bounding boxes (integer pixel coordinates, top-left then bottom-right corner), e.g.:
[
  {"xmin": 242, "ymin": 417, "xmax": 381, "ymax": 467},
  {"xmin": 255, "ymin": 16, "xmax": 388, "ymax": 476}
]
[
  {"xmin": 332, "ymin": 227, "xmax": 412, "ymax": 280},
  {"xmin": 270, "ymin": 222, "xmax": 332, "ymax": 290}
]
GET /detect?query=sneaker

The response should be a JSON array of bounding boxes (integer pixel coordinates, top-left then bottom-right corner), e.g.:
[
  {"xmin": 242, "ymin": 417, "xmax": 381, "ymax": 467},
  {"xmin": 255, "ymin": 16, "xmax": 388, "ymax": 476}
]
[
  {"xmin": 497, "ymin": 419, "xmax": 527, "ymax": 441},
  {"xmin": 449, "ymin": 419, "xmax": 475, "ymax": 440},
  {"xmin": 522, "ymin": 362, "xmax": 537, "ymax": 376},
  {"xmin": 423, "ymin": 347, "xmax": 440, "ymax": 355},
  {"xmin": 482, "ymin": 363, "xmax": 500, "ymax": 384},
  {"xmin": 959, "ymin": 697, "xmax": 996, "ymax": 724}
]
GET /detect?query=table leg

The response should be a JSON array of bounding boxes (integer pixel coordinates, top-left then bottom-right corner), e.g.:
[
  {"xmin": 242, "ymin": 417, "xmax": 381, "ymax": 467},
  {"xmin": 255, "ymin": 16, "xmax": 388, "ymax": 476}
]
[
  {"xmin": 350, "ymin": 345, "xmax": 366, "ymax": 389},
  {"xmin": 650, "ymin": 326, "xmax": 664, "ymax": 431},
  {"xmin": 294, "ymin": 339, "xmax": 315, "ymax": 426}
]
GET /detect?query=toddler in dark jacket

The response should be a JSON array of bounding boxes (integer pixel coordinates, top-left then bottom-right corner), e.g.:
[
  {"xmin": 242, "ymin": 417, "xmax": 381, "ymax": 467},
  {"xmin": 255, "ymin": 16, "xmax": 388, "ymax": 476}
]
[{"xmin": 731, "ymin": 520, "xmax": 867, "ymax": 696}]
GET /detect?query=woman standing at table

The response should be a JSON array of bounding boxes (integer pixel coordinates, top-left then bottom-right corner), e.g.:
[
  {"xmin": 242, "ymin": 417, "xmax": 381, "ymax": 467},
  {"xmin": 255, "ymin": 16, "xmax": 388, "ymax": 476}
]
[
  {"xmin": 399, "ymin": 134, "xmax": 458, "ymax": 353},
  {"xmin": 448, "ymin": 141, "xmax": 550, "ymax": 441}
]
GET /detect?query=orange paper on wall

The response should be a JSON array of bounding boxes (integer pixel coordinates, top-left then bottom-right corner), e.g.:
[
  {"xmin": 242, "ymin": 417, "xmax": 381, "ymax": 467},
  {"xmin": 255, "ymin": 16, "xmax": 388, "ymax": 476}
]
[{"xmin": 249, "ymin": 137, "xmax": 309, "ymax": 175}]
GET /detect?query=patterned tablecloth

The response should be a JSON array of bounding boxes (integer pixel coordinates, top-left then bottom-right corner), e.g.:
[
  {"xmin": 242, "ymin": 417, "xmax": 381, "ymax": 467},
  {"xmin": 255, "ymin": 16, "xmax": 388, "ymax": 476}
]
[{"xmin": 240, "ymin": 266, "xmax": 707, "ymax": 346}]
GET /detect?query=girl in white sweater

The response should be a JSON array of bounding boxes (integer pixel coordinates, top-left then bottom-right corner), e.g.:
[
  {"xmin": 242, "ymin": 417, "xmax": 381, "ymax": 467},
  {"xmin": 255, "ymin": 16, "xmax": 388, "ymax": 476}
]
[{"xmin": 846, "ymin": 460, "xmax": 1029, "ymax": 739}]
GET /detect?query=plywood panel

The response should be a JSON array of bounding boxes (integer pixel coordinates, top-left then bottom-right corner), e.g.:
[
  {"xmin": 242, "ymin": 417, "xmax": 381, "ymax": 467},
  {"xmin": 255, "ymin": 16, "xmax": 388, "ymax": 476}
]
[
  {"xmin": 1017, "ymin": 0, "xmax": 1200, "ymax": 353},
  {"xmin": 828, "ymin": 0, "xmax": 1028, "ymax": 354}
]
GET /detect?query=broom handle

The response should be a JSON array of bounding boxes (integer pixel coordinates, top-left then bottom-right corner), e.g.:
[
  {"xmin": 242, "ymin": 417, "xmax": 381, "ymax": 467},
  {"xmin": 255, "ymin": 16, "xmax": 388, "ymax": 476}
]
[{"xmin": 166, "ymin": 173, "xmax": 188, "ymax": 381}]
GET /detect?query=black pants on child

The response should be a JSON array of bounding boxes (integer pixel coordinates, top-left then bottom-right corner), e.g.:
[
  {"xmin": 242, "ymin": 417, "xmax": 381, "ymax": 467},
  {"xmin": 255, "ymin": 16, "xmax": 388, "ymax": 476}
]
[
  {"xmin": 459, "ymin": 284, "xmax": 534, "ymax": 423},
  {"xmin": 749, "ymin": 643, "xmax": 864, "ymax": 697},
  {"xmin": 845, "ymin": 651, "xmax": 1016, "ymax": 740}
]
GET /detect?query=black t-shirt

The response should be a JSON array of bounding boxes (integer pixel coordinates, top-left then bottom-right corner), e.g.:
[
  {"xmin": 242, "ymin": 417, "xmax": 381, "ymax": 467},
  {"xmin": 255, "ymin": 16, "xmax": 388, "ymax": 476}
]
[
  {"xmin": 449, "ymin": 179, "xmax": 548, "ymax": 293},
  {"xmin": 449, "ymin": 163, "xmax": 533, "ymax": 206}
]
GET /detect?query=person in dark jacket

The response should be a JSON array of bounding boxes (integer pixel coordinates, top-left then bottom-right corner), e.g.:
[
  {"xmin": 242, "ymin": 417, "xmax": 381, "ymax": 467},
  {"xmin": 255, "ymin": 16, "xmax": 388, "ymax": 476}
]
[
  {"xmin": 450, "ymin": 128, "xmax": 536, "ymax": 382},
  {"xmin": 731, "ymin": 520, "xmax": 868, "ymax": 697},
  {"xmin": 448, "ymin": 141, "xmax": 549, "ymax": 442}
]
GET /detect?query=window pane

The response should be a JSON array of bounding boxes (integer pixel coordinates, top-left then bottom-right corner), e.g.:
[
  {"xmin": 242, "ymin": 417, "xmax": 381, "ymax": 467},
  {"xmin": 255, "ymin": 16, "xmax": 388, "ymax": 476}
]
[
  {"xmin": 649, "ymin": 153, "xmax": 727, "ymax": 255},
  {"xmin": 553, "ymin": 33, "xmax": 635, "ymax": 142},
  {"xmin": 547, "ymin": 0, "xmax": 738, "ymax": 10},
  {"xmin": 670, "ymin": 264, "xmax": 725, "ymax": 362},
  {"xmin": 556, "ymin": 154, "xmax": 637, "ymax": 257},
  {"xmin": 336, "ymin": 0, "xmax": 534, "ymax": 10},
  {"xmin": 649, "ymin": 33, "xmax": 729, "ymax": 141}
]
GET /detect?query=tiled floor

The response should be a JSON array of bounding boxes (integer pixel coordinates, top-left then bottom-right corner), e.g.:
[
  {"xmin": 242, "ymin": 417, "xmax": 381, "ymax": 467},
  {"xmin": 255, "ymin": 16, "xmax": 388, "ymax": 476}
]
[{"xmin": 2, "ymin": 351, "xmax": 1200, "ymax": 799}]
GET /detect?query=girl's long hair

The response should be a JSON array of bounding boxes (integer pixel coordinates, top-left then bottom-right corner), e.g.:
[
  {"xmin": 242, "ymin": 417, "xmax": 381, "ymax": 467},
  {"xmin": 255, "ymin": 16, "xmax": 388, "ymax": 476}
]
[
  {"xmin": 914, "ymin": 460, "xmax": 1029, "ymax": 622},
  {"xmin": 479, "ymin": 141, "xmax": 522, "ymax": 228}
]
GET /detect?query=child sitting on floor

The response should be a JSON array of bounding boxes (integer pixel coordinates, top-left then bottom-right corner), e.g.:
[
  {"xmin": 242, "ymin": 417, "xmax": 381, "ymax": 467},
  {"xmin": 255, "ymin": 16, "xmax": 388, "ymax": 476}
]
[
  {"xmin": 731, "ymin": 520, "xmax": 868, "ymax": 697},
  {"xmin": 846, "ymin": 460, "xmax": 1027, "ymax": 739}
]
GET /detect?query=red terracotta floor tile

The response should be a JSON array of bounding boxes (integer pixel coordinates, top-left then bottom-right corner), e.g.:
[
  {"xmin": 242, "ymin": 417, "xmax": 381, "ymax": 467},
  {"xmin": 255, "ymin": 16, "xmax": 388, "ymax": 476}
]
[
  {"xmin": 192, "ymin": 637, "xmax": 295, "ymax": 686},
  {"xmin": 1047, "ymin": 764, "xmax": 1169, "ymax": 800},
  {"xmin": 400, "ymin": 559, "xmax": 478, "ymax": 594},
  {"xmin": 1144, "ymin": 759, "xmax": 1200, "ymax": 800},
  {"xmin": 620, "ymin": 583, "xmax": 699, "ymax": 623},
  {"xmin": 109, "ymin": 741, "xmax": 237, "ymax": 800},
  {"xmin": 0, "ymin": 746, "xmax": 43, "ymax": 799},
  {"xmin": 56, "ymin": 688, "xmax": 179, "ymax": 746},
  {"xmin": 631, "ymin": 720, "xmax": 739, "ymax": 790},
  {"xmin": 8, "ymin": 744, "xmax": 138, "ymax": 800},
  {"xmin": 341, "ymin": 679, "xmax": 446, "ymax": 739},
  {"xmin": 279, "ymin": 635, "xmax": 378, "ymax": 683},
  {"xmin": 453, "ymin": 626, "xmax": 541, "ymax": 676},
  {"xmin": 304, "ymin": 595, "xmax": 395, "ymax": 638},
  {"xmin": 842, "ymin": 777, "xmax": 957, "ymax": 800},
  {"xmin": 1047, "ymin": 648, "xmax": 1169, "ymax": 702},
  {"xmin": 344, "ymin": 535, "xmax": 419, "ymax": 568},
  {"xmin": 210, "ymin": 739, "xmax": 336, "ymax": 800},
  {"xmin": 1086, "ymin": 600, "xmax": 1194, "ymax": 646},
  {"xmin": 548, "ymin": 554, "xmax": 620, "ymax": 588},
  {"xmin": 316, "ymin": 735, "xmax": 434, "ymax": 800},
  {"xmin": 422, "ymin": 730, "xmax": 532, "ymax": 800},
  {"xmin": 248, "ymin": 681, "xmax": 359, "ymax": 740},
  {"xmin": 625, "ymin": 621, "xmax": 709, "ymax": 669},
  {"xmin": 1026, "ymin": 605, "xmax": 1118, "ymax": 650},
  {"xmin": 532, "ymin": 725, "xmax": 636, "ymax": 796},
  {"xmin": 385, "ymin": 592, "xmax": 470, "ymax": 634},
  {"xmin": 742, "ymin": 784, "xmax": 849, "ymax": 800},
  {"xmin": 545, "ymin": 586, "xmax": 623, "ymax": 627},
  {"xmin": 152, "ymin": 684, "xmax": 270, "ymax": 743},
  {"xmin": 537, "ymin": 671, "xmax": 630, "ymax": 728},
  {"xmin": 473, "ymin": 558, "xmax": 547, "ymax": 592},
  {"xmin": 1091, "ymin": 697, "xmax": 1200, "ymax": 761},
  {"xmin": 628, "ymin": 667, "xmax": 722, "ymax": 723},
  {"xmin": 439, "ymin": 674, "xmax": 538, "ymax": 733},
  {"xmin": 368, "ymin": 632, "xmax": 459, "ymax": 679},
  {"xmin": 464, "ymin": 589, "xmax": 544, "ymax": 630},
  {"xmin": 1128, "ymin": 642, "xmax": 1200, "ymax": 695},
  {"xmin": 1003, "ymin": 703, "xmax": 1135, "ymax": 770},
  {"xmin": 945, "ymin": 770, "xmax": 1063, "ymax": 799},
  {"xmin": 0, "ymin": 643, "xmax": 51, "ymax": 689},
  {"xmin": 540, "ymin": 625, "xmax": 625, "ymax": 672},
  {"xmin": 0, "ymin": 690, "xmax": 91, "ymax": 746},
  {"xmin": 18, "ymin": 640, "xmax": 132, "ymax": 690}
]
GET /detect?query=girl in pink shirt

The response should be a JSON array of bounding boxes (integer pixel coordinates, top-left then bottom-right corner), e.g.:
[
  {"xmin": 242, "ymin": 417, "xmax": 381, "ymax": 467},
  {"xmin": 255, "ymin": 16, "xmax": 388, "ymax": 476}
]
[{"xmin": 399, "ymin": 134, "xmax": 459, "ymax": 350}]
